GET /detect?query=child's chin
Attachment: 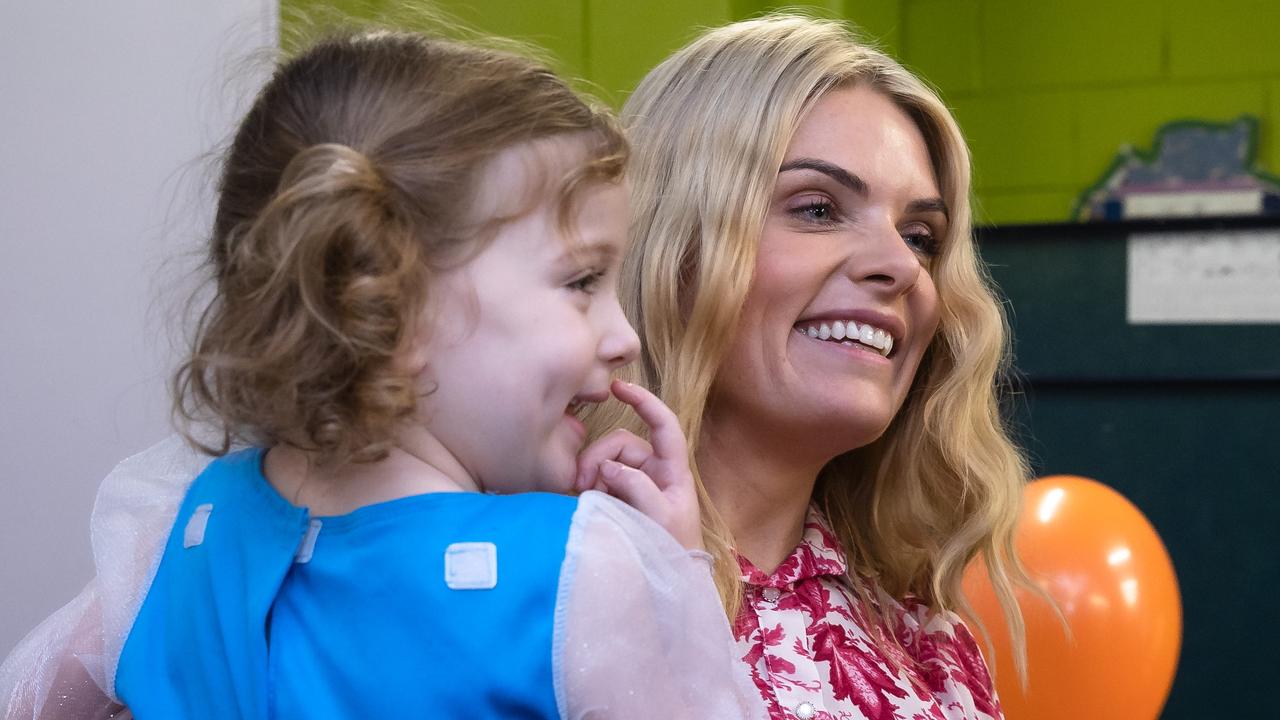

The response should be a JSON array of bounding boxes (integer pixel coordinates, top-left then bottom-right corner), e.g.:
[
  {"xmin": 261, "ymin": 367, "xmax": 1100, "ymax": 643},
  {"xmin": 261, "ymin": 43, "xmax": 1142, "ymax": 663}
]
[{"xmin": 532, "ymin": 456, "xmax": 578, "ymax": 496}]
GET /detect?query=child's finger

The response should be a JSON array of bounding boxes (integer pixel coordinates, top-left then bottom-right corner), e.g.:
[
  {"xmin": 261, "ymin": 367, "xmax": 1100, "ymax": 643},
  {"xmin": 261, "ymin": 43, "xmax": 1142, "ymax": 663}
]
[
  {"xmin": 609, "ymin": 379, "xmax": 687, "ymax": 463},
  {"xmin": 576, "ymin": 428, "xmax": 653, "ymax": 491},
  {"xmin": 596, "ymin": 460, "xmax": 665, "ymax": 516}
]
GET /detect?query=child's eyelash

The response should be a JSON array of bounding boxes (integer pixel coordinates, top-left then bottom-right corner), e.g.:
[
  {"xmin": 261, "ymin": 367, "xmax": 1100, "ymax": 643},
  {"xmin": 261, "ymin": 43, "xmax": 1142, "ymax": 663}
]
[{"xmin": 567, "ymin": 270, "xmax": 605, "ymax": 293}]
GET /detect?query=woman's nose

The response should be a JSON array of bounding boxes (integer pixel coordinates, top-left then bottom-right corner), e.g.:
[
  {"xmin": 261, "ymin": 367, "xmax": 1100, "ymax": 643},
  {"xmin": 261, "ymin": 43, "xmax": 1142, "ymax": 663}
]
[{"xmin": 847, "ymin": 219, "xmax": 925, "ymax": 296}]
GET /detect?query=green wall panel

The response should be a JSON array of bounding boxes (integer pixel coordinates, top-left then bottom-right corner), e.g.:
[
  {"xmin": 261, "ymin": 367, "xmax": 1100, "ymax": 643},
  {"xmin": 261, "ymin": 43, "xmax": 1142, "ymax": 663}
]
[
  {"xmin": 903, "ymin": 0, "xmax": 979, "ymax": 94},
  {"xmin": 445, "ymin": 0, "xmax": 587, "ymax": 78},
  {"xmin": 840, "ymin": 0, "xmax": 901, "ymax": 56},
  {"xmin": 730, "ymin": 2, "xmax": 904, "ymax": 56},
  {"xmin": 951, "ymin": 91, "xmax": 1077, "ymax": 190},
  {"xmin": 586, "ymin": 0, "xmax": 732, "ymax": 102},
  {"xmin": 1267, "ymin": 80, "xmax": 1280, "ymax": 173},
  {"xmin": 1168, "ymin": 0, "xmax": 1280, "ymax": 79},
  {"xmin": 976, "ymin": 190, "xmax": 1077, "ymax": 227},
  {"xmin": 979, "ymin": 0, "xmax": 1166, "ymax": 90},
  {"xmin": 731, "ymin": 0, "xmax": 841, "ymax": 17}
]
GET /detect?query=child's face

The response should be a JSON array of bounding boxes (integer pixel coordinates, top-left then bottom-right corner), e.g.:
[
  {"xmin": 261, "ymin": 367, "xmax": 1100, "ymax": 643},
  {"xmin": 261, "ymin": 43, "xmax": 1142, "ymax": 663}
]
[{"xmin": 414, "ymin": 137, "xmax": 638, "ymax": 494}]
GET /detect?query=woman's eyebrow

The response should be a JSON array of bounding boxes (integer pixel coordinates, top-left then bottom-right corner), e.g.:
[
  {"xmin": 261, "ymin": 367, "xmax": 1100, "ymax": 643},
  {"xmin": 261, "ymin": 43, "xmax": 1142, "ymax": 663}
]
[
  {"xmin": 907, "ymin": 198, "xmax": 949, "ymax": 220},
  {"xmin": 779, "ymin": 158, "xmax": 868, "ymax": 196},
  {"xmin": 782, "ymin": 157, "xmax": 950, "ymax": 220}
]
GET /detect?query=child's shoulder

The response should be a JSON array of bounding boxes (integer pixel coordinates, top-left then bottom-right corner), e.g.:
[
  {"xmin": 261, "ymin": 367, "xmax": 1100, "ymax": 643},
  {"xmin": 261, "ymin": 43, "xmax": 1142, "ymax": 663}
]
[
  {"xmin": 455, "ymin": 491, "xmax": 581, "ymax": 536},
  {"xmin": 186, "ymin": 454, "xmax": 584, "ymax": 539},
  {"xmin": 480, "ymin": 490, "xmax": 580, "ymax": 513}
]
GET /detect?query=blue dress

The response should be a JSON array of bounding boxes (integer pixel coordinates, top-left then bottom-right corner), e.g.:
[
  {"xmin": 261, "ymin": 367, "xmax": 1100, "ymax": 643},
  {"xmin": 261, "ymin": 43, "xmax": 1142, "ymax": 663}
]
[{"xmin": 115, "ymin": 448, "xmax": 576, "ymax": 719}]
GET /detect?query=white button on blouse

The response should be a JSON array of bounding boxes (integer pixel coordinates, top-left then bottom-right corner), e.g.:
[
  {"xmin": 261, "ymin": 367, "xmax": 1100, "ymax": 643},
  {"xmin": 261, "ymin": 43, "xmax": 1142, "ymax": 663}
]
[{"xmin": 794, "ymin": 700, "xmax": 816, "ymax": 719}]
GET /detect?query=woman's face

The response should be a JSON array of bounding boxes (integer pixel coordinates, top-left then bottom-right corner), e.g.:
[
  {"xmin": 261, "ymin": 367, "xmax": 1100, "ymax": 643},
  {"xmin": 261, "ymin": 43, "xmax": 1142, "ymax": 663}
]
[{"xmin": 710, "ymin": 85, "xmax": 946, "ymax": 457}]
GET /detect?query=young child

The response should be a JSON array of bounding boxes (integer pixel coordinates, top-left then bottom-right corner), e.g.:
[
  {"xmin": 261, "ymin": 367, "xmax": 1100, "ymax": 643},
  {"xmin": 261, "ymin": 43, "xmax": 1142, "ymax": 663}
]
[{"xmin": 0, "ymin": 31, "xmax": 763, "ymax": 720}]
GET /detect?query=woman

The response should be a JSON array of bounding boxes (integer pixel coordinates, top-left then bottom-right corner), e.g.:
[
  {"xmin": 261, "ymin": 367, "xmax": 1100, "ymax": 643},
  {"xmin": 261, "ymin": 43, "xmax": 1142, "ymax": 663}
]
[{"xmin": 584, "ymin": 14, "xmax": 1033, "ymax": 720}]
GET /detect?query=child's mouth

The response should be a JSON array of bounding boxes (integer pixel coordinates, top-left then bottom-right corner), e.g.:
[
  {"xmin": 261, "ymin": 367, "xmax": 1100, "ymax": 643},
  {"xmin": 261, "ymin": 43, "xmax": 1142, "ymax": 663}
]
[{"xmin": 565, "ymin": 390, "xmax": 610, "ymax": 418}]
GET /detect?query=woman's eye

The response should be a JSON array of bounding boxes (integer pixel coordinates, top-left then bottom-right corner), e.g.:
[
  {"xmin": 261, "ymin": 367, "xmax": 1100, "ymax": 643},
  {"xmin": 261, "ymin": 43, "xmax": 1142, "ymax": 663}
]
[
  {"xmin": 566, "ymin": 270, "xmax": 605, "ymax": 293},
  {"xmin": 787, "ymin": 195, "xmax": 838, "ymax": 224},
  {"xmin": 902, "ymin": 226, "xmax": 941, "ymax": 257}
]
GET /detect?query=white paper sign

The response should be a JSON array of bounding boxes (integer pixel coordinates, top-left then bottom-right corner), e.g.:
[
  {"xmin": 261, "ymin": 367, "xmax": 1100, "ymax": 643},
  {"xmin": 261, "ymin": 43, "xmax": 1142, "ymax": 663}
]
[{"xmin": 1127, "ymin": 228, "xmax": 1280, "ymax": 324}]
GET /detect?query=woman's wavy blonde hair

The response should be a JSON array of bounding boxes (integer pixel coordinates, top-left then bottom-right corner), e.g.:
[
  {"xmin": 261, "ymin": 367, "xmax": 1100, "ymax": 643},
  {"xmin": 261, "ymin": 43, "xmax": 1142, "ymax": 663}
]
[
  {"xmin": 587, "ymin": 14, "xmax": 1035, "ymax": 680},
  {"xmin": 174, "ymin": 30, "xmax": 625, "ymax": 466}
]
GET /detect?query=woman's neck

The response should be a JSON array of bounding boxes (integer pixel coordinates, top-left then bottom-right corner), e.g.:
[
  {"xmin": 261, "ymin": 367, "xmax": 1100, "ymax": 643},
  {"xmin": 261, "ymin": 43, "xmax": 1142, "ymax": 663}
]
[
  {"xmin": 697, "ymin": 413, "xmax": 829, "ymax": 575},
  {"xmin": 264, "ymin": 427, "xmax": 478, "ymax": 516}
]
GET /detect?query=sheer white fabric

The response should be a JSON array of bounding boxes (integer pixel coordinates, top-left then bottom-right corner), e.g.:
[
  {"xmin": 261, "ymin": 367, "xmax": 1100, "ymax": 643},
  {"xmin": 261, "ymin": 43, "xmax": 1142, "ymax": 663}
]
[
  {"xmin": 0, "ymin": 437, "xmax": 207, "ymax": 720},
  {"xmin": 555, "ymin": 491, "xmax": 767, "ymax": 720}
]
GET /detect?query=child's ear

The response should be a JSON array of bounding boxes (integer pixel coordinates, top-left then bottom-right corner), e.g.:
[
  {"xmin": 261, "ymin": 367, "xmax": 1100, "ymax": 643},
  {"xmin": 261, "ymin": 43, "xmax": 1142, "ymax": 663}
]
[{"xmin": 395, "ymin": 321, "xmax": 433, "ymax": 377}]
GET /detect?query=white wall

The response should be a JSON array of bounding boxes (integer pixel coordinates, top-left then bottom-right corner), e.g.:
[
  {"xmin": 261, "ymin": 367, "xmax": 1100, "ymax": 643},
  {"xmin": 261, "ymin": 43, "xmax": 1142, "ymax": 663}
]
[{"xmin": 0, "ymin": 0, "xmax": 277, "ymax": 656}]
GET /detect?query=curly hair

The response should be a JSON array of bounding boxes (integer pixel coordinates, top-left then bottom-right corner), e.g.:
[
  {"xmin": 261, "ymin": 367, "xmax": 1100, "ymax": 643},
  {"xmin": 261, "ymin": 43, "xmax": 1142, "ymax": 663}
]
[
  {"xmin": 174, "ymin": 30, "xmax": 625, "ymax": 465},
  {"xmin": 586, "ymin": 14, "xmax": 1037, "ymax": 681}
]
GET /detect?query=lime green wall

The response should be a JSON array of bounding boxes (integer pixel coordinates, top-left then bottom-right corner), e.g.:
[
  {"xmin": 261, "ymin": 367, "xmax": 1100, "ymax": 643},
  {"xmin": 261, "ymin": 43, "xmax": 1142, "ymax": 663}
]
[
  {"xmin": 281, "ymin": 1, "xmax": 1280, "ymax": 226},
  {"xmin": 280, "ymin": 1, "xmax": 902, "ymax": 101},
  {"xmin": 903, "ymin": 0, "xmax": 1280, "ymax": 224}
]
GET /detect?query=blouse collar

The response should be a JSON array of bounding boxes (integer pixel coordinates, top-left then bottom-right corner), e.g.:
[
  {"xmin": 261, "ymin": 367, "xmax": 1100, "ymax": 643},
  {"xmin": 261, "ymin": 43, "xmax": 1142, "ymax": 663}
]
[{"xmin": 736, "ymin": 505, "xmax": 848, "ymax": 589}]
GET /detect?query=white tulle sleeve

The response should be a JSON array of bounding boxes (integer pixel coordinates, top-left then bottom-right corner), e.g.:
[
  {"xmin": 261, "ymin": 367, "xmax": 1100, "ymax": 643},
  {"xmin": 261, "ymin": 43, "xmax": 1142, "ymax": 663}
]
[
  {"xmin": 0, "ymin": 437, "xmax": 210, "ymax": 720},
  {"xmin": 553, "ymin": 491, "xmax": 766, "ymax": 720}
]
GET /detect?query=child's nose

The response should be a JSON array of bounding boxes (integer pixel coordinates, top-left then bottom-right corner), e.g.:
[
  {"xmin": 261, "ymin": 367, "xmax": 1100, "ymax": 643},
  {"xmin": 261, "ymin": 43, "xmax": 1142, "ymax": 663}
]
[{"xmin": 600, "ymin": 299, "xmax": 641, "ymax": 368}]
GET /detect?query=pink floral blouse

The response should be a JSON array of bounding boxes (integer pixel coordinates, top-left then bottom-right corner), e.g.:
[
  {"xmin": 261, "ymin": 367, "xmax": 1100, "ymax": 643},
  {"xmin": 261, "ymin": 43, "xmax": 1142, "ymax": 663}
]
[{"xmin": 733, "ymin": 508, "xmax": 1002, "ymax": 720}]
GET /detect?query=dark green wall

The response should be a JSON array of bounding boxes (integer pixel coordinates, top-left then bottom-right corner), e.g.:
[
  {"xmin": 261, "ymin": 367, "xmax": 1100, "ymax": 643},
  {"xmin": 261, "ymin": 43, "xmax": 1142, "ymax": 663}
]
[{"xmin": 981, "ymin": 219, "xmax": 1280, "ymax": 719}]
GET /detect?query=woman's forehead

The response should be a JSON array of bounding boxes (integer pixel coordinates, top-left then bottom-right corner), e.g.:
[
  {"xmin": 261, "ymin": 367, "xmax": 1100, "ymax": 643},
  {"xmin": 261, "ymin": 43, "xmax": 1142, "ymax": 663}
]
[{"xmin": 782, "ymin": 86, "xmax": 939, "ymax": 200}]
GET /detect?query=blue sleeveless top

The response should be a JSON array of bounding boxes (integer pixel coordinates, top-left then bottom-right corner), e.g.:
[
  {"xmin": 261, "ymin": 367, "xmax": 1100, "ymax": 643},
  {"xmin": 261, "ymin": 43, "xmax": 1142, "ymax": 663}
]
[{"xmin": 116, "ymin": 448, "xmax": 577, "ymax": 719}]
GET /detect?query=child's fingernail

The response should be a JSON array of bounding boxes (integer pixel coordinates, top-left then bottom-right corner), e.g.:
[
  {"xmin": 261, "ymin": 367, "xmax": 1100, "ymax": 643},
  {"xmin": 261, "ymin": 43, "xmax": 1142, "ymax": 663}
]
[{"xmin": 601, "ymin": 460, "xmax": 621, "ymax": 478}]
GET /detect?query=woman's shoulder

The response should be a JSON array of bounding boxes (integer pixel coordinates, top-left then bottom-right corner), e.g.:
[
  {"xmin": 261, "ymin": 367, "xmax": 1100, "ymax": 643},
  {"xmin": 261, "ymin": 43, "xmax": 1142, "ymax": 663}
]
[{"xmin": 887, "ymin": 590, "xmax": 1002, "ymax": 718}]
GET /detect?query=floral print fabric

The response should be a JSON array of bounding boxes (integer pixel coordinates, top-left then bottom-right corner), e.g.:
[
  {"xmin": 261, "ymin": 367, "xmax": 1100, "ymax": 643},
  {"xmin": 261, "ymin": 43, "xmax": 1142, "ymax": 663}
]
[{"xmin": 733, "ymin": 509, "xmax": 1002, "ymax": 720}]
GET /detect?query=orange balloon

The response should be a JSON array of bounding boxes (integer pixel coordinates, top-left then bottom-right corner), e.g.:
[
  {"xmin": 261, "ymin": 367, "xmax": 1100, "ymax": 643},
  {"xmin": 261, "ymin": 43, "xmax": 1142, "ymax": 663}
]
[{"xmin": 962, "ymin": 476, "xmax": 1182, "ymax": 720}]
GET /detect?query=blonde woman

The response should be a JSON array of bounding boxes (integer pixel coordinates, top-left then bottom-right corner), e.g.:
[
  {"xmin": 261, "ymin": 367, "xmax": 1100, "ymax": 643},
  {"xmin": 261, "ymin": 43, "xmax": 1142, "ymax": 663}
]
[{"xmin": 580, "ymin": 14, "xmax": 1033, "ymax": 720}]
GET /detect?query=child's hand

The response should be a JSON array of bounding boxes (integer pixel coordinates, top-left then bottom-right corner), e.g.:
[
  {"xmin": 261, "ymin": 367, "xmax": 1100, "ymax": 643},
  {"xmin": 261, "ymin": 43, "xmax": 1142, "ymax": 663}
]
[{"xmin": 575, "ymin": 379, "xmax": 703, "ymax": 551}]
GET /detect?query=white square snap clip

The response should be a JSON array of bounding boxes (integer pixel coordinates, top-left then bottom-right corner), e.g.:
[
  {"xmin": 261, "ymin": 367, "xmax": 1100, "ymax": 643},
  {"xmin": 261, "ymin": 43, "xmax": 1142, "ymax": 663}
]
[
  {"xmin": 444, "ymin": 542, "xmax": 498, "ymax": 590},
  {"xmin": 183, "ymin": 504, "xmax": 214, "ymax": 549}
]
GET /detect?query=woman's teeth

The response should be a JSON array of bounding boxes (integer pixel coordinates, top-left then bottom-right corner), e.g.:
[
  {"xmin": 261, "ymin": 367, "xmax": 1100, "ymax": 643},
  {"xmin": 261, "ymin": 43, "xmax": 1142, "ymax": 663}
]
[{"xmin": 795, "ymin": 320, "xmax": 894, "ymax": 357}]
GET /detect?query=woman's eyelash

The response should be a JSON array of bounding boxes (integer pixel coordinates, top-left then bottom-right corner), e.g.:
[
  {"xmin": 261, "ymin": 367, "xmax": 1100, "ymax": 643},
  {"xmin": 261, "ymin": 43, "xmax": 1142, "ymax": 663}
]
[
  {"xmin": 789, "ymin": 197, "xmax": 839, "ymax": 223},
  {"xmin": 903, "ymin": 229, "xmax": 941, "ymax": 257},
  {"xmin": 567, "ymin": 270, "xmax": 605, "ymax": 293},
  {"xmin": 785, "ymin": 193, "xmax": 942, "ymax": 256}
]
